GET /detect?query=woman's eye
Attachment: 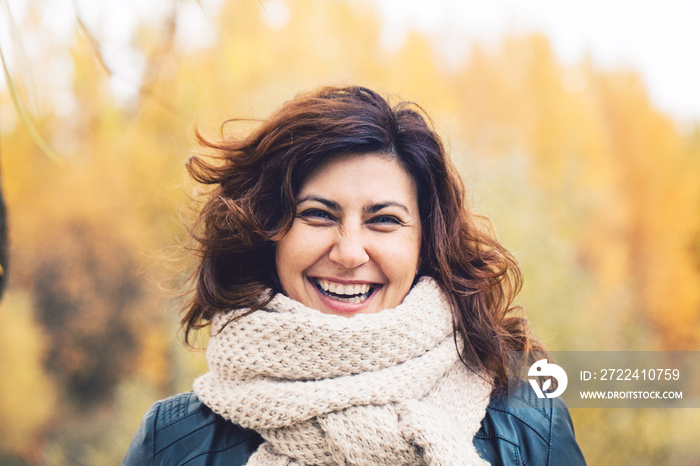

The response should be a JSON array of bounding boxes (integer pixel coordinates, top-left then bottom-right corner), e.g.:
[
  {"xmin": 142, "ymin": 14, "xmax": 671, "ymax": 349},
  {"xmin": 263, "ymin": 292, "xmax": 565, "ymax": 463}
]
[
  {"xmin": 299, "ymin": 209, "xmax": 334, "ymax": 221},
  {"xmin": 369, "ymin": 215, "xmax": 402, "ymax": 226}
]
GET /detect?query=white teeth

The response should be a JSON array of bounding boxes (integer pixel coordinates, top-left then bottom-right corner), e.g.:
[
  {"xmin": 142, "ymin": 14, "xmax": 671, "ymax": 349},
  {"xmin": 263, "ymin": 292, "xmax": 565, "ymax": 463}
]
[
  {"xmin": 329, "ymin": 294, "xmax": 365, "ymax": 304},
  {"xmin": 317, "ymin": 279, "xmax": 372, "ymax": 298}
]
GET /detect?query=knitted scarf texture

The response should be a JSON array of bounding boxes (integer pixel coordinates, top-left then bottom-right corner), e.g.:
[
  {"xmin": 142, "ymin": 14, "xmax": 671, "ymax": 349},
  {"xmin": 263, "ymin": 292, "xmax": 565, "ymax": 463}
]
[{"xmin": 194, "ymin": 277, "xmax": 493, "ymax": 465}]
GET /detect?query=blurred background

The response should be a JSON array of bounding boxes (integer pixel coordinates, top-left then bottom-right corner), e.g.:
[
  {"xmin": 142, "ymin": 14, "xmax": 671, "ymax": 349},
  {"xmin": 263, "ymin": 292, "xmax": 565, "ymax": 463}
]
[{"xmin": 0, "ymin": 0, "xmax": 698, "ymax": 464}]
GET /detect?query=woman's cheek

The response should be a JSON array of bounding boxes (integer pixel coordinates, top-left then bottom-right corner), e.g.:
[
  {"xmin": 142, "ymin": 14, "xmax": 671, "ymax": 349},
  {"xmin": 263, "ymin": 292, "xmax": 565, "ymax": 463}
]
[{"xmin": 378, "ymin": 238, "xmax": 419, "ymax": 280}]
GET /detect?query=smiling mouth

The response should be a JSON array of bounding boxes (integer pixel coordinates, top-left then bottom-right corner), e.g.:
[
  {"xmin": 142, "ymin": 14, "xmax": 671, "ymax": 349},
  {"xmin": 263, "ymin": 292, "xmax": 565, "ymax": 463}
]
[{"xmin": 313, "ymin": 278, "xmax": 378, "ymax": 304}]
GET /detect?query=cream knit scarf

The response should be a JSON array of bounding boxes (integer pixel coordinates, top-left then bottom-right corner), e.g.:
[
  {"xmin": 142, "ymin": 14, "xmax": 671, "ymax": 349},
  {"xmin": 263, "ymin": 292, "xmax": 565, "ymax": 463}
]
[{"xmin": 194, "ymin": 277, "xmax": 493, "ymax": 465}]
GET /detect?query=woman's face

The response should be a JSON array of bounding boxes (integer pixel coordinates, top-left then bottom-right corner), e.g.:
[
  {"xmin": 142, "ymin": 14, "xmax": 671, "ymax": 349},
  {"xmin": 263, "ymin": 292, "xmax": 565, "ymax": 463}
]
[{"xmin": 275, "ymin": 152, "xmax": 422, "ymax": 316}]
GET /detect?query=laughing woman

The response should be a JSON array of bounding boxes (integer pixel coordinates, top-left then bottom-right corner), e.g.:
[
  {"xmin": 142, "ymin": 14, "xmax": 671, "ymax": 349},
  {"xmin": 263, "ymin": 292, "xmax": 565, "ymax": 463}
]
[{"xmin": 124, "ymin": 86, "xmax": 586, "ymax": 465}]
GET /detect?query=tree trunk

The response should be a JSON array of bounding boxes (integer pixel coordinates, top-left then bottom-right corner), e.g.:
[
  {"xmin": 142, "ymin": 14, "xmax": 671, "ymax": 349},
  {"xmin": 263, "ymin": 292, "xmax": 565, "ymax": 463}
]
[{"xmin": 0, "ymin": 139, "xmax": 7, "ymax": 300}]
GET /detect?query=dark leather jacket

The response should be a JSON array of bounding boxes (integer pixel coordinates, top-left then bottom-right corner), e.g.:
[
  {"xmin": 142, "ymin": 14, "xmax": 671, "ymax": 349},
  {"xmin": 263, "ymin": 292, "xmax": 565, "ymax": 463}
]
[{"xmin": 123, "ymin": 385, "xmax": 585, "ymax": 465}]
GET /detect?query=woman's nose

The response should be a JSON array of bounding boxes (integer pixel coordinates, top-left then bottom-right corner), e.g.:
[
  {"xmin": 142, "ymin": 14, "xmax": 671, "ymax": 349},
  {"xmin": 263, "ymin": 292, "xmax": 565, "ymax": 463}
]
[{"xmin": 328, "ymin": 229, "xmax": 369, "ymax": 269}]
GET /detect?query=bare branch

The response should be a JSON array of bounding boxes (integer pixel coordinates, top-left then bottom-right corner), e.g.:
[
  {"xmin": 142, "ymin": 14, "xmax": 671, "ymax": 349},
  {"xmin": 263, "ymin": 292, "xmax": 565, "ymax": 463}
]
[{"xmin": 0, "ymin": 42, "xmax": 63, "ymax": 164}]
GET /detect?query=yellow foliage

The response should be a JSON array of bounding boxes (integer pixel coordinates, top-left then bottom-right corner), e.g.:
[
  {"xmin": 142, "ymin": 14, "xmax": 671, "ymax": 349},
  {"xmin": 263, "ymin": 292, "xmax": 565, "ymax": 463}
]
[
  {"xmin": 0, "ymin": 291, "xmax": 56, "ymax": 456},
  {"xmin": 135, "ymin": 322, "xmax": 171, "ymax": 388}
]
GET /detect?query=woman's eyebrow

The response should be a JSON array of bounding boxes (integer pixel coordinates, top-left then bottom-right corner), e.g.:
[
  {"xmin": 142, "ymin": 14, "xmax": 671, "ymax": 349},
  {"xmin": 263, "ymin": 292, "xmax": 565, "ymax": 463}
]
[
  {"xmin": 364, "ymin": 202, "xmax": 410, "ymax": 214},
  {"xmin": 296, "ymin": 195, "xmax": 341, "ymax": 211}
]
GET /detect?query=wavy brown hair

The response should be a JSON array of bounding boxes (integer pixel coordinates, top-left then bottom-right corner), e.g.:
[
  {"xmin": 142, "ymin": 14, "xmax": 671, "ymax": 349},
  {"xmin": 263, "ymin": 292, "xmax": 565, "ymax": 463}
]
[{"xmin": 183, "ymin": 86, "xmax": 545, "ymax": 387}]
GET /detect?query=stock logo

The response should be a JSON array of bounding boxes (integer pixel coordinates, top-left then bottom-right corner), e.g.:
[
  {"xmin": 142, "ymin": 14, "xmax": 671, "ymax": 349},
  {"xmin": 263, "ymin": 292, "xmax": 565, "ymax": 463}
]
[{"xmin": 528, "ymin": 359, "xmax": 568, "ymax": 399}]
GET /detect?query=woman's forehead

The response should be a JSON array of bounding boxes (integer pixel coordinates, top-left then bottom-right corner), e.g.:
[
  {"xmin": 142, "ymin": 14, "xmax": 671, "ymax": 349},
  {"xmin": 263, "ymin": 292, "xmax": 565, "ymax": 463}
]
[{"xmin": 298, "ymin": 153, "xmax": 418, "ymax": 204}]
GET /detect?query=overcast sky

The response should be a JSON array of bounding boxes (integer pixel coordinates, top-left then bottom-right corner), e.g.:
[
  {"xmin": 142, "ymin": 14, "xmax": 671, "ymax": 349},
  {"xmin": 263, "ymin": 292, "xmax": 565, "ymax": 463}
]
[
  {"xmin": 2, "ymin": 0, "xmax": 699, "ymax": 125},
  {"xmin": 376, "ymin": 0, "xmax": 700, "ymax": 125}
]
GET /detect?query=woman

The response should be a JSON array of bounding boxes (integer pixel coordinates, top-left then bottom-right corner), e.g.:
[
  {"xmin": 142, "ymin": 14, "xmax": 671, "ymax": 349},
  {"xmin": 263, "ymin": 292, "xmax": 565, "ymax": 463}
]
[{"xmin": 124, "ymin": 86, "xmax": 586, "ymax": 465}]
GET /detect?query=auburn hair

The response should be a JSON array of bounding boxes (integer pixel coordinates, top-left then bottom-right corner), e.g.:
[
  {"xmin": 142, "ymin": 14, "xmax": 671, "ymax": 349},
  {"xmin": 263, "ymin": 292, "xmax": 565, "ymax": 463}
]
[{"xmin": 183, "ymin": 86, "xmax": 545, "ymax": 387}]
